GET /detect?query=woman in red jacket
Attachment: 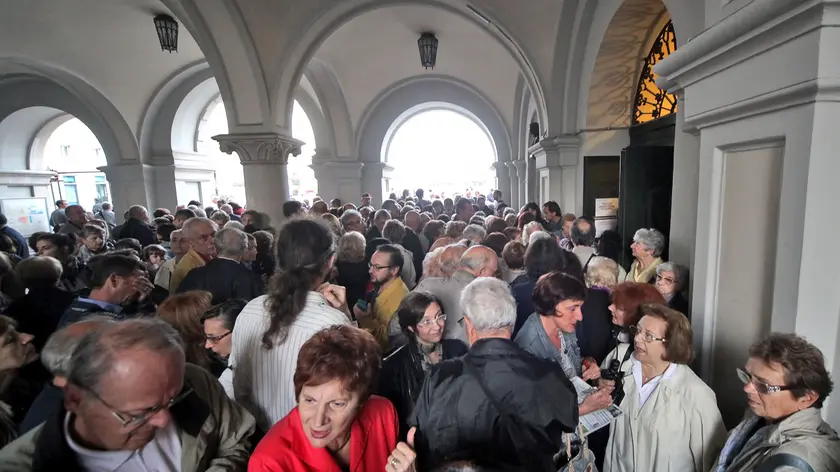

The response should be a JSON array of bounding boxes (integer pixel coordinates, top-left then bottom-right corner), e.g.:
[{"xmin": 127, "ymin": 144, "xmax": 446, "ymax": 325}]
[{"xmin": 249, "ymin": 325, "xmax": 417, "ymax": 472}]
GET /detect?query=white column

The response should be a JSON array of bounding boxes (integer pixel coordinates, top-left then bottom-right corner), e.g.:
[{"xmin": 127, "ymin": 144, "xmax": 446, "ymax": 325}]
[
  {"xmin": 529, "ymin": 136, "xmax": 580, "ymax": 214},
  {"xmin": 361, "ymin": 162, "xmax": 394, "ymax": 207},
  {"xmin": 213, "ymin": 132, "xmax": 303, "ymax": 226},
  {"xmin": 506, "ymin": 161, "xmax": 520, "ymax": 210},
  {"xmin": 98, "ymin": 163, "xmax": 153, "ymax": 215},
  {"xmin": 512, "ymin": 160, "xmax": 527, "ymax": 210},
  {"xmin": 491, "ymin": 161, "xmax": 511, "ymax": 211},
  {"xmin": 668, "ymin": 95, "xmax": 701, "ymax": 269},
  {"xmin": 310, "ymin": 157, "xmax": 364, "ymax": 206}
]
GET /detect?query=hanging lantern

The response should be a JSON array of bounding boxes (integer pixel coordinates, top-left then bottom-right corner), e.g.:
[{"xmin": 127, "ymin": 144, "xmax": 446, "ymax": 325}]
[
  {"xmin": 417, "ymin": 33, "xmax": 438, "ymax": 69},
  {"xmin": 154, "ymin": 14, "xmax": 179, "ymax": 53}
]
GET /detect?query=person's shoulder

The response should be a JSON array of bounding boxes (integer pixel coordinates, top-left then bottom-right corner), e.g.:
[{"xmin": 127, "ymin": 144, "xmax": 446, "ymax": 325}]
[
  {"xmin": 362, "ymin": 395, "xmax": 398, "ymax": 420},
  {"xmin": 250, "ymin": 416, "xmax": 299, "ymax": 470},
  {"xmin": 441, "ymin": 339, "xmax": 468, "ymax": 358},
  {"xmin": 670, "ymin": 364, "xmax": 719, "ymax": 406}
]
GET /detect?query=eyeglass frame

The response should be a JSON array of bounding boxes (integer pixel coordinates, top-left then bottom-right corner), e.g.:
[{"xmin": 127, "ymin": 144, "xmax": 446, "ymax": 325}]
[
  {"xmin": 416, "ymin": 314, "xmax": 447, "ymax": 328},
  {"xmin": 736, "ymin": 368, "xmax": 794, "ymax": 395},
  {"xmin": 629, "ymin": 325, "xmax": 667, "ymax": 344},
  {"xmin": 655, "ymin": 274, "xmax": 676, "ymax": 285},
  {"xmin": 83, "ymin": 386, "xmax": 194, "ymax": 427},
  {"xmin": 368, "ymin": 263, "xmax": 395, "ymax": 271},
  {"xmin": 204, "ymin": 331, "xmax": 232, "ymax": 344}
]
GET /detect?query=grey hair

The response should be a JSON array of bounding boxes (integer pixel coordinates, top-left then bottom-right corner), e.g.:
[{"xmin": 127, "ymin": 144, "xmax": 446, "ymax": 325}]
[
  {"xmin": 462, "ymin": 224, "xmax": 486, "ymax": 243},
  {"xmin": 522, "ymin": 221, "xmax": 545, "ymax": 245},
  {"xmin": 337, "ymin": 231, "xmax": 366, "ymax": 263},
  {"xmin": 128, "ymin": 205, "xmax": 148, "ymax": 219},
  {"xmin": 382, "ymin": 219, "xmax": 406, "ymax": 244},
  {"xmin": 68, "ymin": 318, "xmax": 185, "ymax": 393},
  {"xmin": 528, "ymin": 230, "xmax": 551, "ymax": 246},
  {"xmin": 459, "ymin": 277, "xmax": 516, "ymax": 332},
  {"xmin": 41, "ymin": 316, "xmax": 116, "ymax": 376},
  {"xmin": 584, "ymin": 256, "xmax": 619, "ymax": 288},
  {"xmin": 211, "ymin": 211, "xmax": 230, "ymax": 225},
  {"xmin": 224, "ymin": 220, "xmax": 245, "ymax": 231},
  {"xmin": 656, "ymin": 261, "xmax": 687, "ymax": 291},
  {"xmin": 181, "ymin": 217, "xmax": 218, "ymax": 239},
  {"xmin": 339, "ymin": 209, "xmax": 362, "ymax": 227},
  {"xmin": 633, "ymin": 228, "xmax": 666, "ymax": 257},
  {"xmin": 214, "ymin": 227, "xmax": 248, "ymax": 258}
]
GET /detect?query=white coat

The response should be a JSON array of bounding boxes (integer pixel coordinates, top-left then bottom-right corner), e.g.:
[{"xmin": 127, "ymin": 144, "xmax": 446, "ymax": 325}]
[{"xmin": 604, "ymin": 360, "xmax": 727, "ymax": 472}]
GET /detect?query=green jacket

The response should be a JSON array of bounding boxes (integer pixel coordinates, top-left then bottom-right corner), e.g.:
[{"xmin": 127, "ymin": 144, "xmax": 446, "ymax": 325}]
[{"xmin": 0, "ymin": 364, "xmax": 256, "ymax": 472}]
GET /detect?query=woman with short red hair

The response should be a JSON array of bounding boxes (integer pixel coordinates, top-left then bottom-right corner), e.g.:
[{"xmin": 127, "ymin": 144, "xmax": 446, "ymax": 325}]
[
  {"xmin": 601, "ymin": 282, "xmax": 666, "ymax": 376},
  {"xmin": 249, "ymin": 325, "xmax": 416, "ymax": 472}
]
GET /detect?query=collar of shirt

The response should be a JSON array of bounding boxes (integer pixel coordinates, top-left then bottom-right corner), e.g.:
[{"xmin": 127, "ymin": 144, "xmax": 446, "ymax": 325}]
[
  {"xmin": 76, "ymin": 297, "xmax": 123, "ymax": 313},
  {"xmin": 64, "ymin": 412, "xmax": 134, "ymax": 470}
]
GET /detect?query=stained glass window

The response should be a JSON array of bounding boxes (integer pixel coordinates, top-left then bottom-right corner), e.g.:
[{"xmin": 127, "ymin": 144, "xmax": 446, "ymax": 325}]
[{"xmin": 633, "ymin": 21, "xmax": 677, "ymax": 125}]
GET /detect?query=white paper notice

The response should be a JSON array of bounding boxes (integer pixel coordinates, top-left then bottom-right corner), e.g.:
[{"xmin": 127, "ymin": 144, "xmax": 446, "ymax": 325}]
[
  {"xmin": 579, "ymin": 404, "xmax": 623, "ymax": 437},
  {"xmin": 571, "ymin": 376, "xmax": 595, "ymax": 403}
]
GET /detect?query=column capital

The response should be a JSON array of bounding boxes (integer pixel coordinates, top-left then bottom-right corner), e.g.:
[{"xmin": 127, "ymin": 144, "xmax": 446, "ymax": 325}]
[
  {"xmin": 512, "ymin": 159, "xmax": 527, "ymax": 172},
  {"xmin": 212, "ymin": 133, "xmax": 304, "ymax": 165},
  {"xmin": 362, "ymin": 161, "xmax": 395, "ymax": 173},
  {"xmin": 529, "ymin": 135, "xmax": 580, "ymax": 168}
]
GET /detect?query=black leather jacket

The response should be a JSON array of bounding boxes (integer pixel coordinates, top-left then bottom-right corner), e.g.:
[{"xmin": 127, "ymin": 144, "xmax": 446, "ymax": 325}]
[
  {"xmin": 377, "ymin": 339, "xmax": 467, "ymax": 439},
  {"xmin": 409, "ymin": 338, "xmax": 579, "ymax": 471}
]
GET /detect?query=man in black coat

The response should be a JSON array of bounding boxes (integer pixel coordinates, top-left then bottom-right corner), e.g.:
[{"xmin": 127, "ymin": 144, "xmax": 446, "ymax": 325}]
[
  {"xmin": 116, "ymin": 205, "xmax": 157, "ymax": 247},
  {"xmin": 409, "ymin": 278, "xmax": 578, "ymax": 472},
  {"xmin": 177, "ymin": 227, "xmax": 264, "ymax": 304}
]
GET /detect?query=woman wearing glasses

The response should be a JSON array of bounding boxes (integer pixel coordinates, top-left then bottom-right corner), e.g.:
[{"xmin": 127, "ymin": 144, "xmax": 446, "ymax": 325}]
[
  {"xmin": 378, "ymin": 292, "xmax": 467, "ymax": 439},
  {"xmin": 711, "ymin": 333, "xmax": 839, "ymax": 472},
  {"xmin": 604, "ymin": 304, "xmax": 726, "ymax": 471},
  {"xmin": 654, "ymin": 262, "xmax": 689, "ymax": 317}
]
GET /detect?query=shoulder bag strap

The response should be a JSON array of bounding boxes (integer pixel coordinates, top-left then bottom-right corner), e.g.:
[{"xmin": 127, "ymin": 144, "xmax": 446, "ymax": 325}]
[
  {"xmin": 755, "ymin": 453, "xmax": 815, "ymax": 472},
  {"xmin": 582, "ymin": 253, "xmax": 595, "ymax": 272}
]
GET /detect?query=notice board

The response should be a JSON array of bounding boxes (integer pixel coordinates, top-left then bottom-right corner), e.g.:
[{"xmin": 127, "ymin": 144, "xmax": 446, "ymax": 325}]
[{"xmin": 0, "ymin": 197, "xmax": 51, "ymax": 236}]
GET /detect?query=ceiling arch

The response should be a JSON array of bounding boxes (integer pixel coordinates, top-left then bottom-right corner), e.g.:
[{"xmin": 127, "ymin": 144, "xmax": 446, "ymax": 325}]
[
  {"xmin": 274, "ymin": 0, "xmax": 548, "ymax": 136},
  {"xmin": 356, "ymin": 75, "xmax": 512, "ymax": 166},
  {"xmin": 0, "ymin": 58, "xmax": 142, "ymax": 168},
  {"xmin": 0, "ymin": 107, "xmax": 66, "ymax": 171}
]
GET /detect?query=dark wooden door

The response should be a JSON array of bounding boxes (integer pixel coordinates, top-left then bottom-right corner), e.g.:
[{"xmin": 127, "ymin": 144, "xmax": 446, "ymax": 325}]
[
  {"xmin": 617, "ymin": 146, "xmax": 674, "ymax": 268},
  {"xmin": 583, "ymin": 156, "xmax": 620, "ymax": 219}
]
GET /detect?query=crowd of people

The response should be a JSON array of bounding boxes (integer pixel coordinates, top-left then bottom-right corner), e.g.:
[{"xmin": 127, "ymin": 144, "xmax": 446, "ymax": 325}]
[{"xmin": 0, "ymin": 188, "xmax": 836, "ymax": 471}]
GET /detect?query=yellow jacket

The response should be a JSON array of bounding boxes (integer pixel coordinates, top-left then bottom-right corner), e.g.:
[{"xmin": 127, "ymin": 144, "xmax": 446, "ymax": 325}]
[
  {"xmin": 359, "ymin": 277, "xmax": 408, "ymax": 350},
  {"xmin": 170, "ymin": 249, "xmax": 207, "ymax": 293}
]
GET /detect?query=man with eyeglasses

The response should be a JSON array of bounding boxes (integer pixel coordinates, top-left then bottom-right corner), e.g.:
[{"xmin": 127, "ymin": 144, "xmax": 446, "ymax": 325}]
[
  {"xmin": 0, "ymin": 318, "xmax": 255, "ymax": 471},
  {"xmin": 169, "ymin": 217, "xmax": 218, "ymax": 293},
  {"xmin": 355, "ymin": 244, "xmax": 409, "ymax": 350}
]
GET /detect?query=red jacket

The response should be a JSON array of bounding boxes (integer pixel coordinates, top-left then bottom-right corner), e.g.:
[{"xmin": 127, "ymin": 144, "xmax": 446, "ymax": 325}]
[{"xmin": 249, "ymin": 395, "xmax": 398, "ymax": 472}]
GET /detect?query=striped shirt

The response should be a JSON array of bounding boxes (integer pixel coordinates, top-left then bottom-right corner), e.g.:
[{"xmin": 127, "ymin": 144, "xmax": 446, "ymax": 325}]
[{"xmin": 228, "ymin": 292, "xmax": 351, "ymax": 431}]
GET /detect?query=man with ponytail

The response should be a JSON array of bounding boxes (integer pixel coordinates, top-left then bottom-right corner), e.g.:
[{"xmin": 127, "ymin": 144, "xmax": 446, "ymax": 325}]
[{"xmin": 225, "ymin": 217, "xmax": 353, "ymax": 432}]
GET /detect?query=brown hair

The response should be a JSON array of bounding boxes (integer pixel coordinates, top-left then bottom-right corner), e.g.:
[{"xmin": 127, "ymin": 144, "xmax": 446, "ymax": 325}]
[
  {"xmin": 749, "ymin": 333, "xmax": 834, "ymax": 408},
  {"xmin": 638, "ymin": 304, "xmax": 693, "ymax": 364},
  {"xmin": 501, "ymin": 241, "xmax": 526, "ymax": 270},
  {"xmin": 482, "ymin": 232, "xmax": 509, "ymax": 257},
  {"xmin": 156, "ymin": 291, "xmax": 213, "ymax": 367},
  {"xmin": 611, "ymin": 282, "xmax": 666, "ymax": 326},
  {"xmin": 293, "ymin": 325, "xmax": 381, "ymax": 401}
]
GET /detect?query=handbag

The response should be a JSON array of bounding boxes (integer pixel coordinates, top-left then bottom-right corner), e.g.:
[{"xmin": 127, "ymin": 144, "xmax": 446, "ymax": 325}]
[{"xmin": 556, "ymin": 424, "xmax": 598, "ymax": 472}]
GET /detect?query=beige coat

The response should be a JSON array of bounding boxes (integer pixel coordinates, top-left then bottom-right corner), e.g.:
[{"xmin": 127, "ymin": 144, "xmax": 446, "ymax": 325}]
[
  {"xmin": 711, "ymin": 408, "xmax": 840, "ymax": 472},
  {"xmin": 604, "ymin": 362, "xmax": 727, "ymax": 472},
  {"xmin": 413, "ymin": 269, "xmax": 476, "ymax": 343}
]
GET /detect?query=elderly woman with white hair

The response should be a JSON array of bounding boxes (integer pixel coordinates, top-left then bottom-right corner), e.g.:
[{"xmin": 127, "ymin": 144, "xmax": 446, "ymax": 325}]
[
  {"xmin": 410, "ymin": 278, "xmax": 579, "ymax": 471},
  {"xmin": 521, "ymin": 220, "xmax": 545, "ymax": 246},
  {"xmin": 654, "ymin": 261, "xmax": 689, "ymax": 316},
  {"xmin": 461, "ymin": 224, "xmax": 486, "ymax": 245},
  {"xmin": 625, "ymin": 228, "xmax": 666, "ymax": 283}
]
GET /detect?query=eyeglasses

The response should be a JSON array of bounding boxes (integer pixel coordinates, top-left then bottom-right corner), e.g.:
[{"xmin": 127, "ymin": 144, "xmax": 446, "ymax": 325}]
[
  {"xmin": 631, "ymin": 326, "xmax": 667, "ymax": 343},
  {"xmin": 86, "ymin": 386, "xmax": 194, "ymax": 427},
  {"xmin": 417, "ymin": 314, "xmax": 446, "ymax": 327},
  {"xmin": 736, "ymin": 368, "xmax": 793, "ymax": 395},
  {"xmin": 204, "ymin": 331, "xmax": 231, "ymax": 344},
  {"xmin": 656, "ymin": 275, "xmax": 675, "ymax": 285},
  {"xmin": 368, "ymin": 263, "xmax": 394, "ymax": 271}
]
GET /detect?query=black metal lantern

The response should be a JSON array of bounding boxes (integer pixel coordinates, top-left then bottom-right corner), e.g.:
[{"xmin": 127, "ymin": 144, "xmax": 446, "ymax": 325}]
[
  {"xmin": 417, "ymin": 33, "xmax": 438, "ymax": 69},
  {"xmin": 154, "ymin": 14, "xmax": 179, "ymax": 53}
]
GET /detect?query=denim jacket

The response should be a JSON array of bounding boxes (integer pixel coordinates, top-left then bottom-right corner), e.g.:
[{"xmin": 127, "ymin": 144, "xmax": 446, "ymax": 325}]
[{"xmin": 514, "ymin": 312, "xmax": 582, "ymax": 380}]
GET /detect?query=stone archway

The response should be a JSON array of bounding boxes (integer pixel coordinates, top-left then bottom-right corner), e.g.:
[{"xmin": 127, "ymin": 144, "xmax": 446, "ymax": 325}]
[{"xmin": 356, "ymin": 76, "xmax": 512, "ymax": 205}]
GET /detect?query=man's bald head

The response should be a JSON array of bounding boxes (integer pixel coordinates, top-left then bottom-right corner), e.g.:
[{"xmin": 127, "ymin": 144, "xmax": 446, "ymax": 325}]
[
  {"xmin": 460, "ymin": 245, "xmax": 499, "ymax": 278},
  {"xmin": 439, "ymin": 244, "xmax": 468, "ymax": 278},
  {"xmin": 128, "ymin": 205, "xmax": 149, "ymax": 223},
  {"xmin": 42, "ymin": 317, "xmax": 115, "ymax": 385}
]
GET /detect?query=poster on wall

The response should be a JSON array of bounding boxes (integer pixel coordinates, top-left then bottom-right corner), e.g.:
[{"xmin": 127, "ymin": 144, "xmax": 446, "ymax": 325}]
[
  {"xmin": 594, "ymin": 197, "xmax": 619, "ymax": 237},
  {"xmin": 0, "ymin": 197, "xmax": 51, "ymax": 236}
]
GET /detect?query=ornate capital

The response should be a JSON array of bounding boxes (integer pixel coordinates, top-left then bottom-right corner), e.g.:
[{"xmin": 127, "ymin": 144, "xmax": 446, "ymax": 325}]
[{"xmin": 212, "ymin": 133, "xmax": 304, "ymax": 165}]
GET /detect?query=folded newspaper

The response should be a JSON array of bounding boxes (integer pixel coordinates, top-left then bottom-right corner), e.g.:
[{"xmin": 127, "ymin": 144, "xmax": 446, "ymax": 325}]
[{"xmin": 570, "ymin": 376, "xmax": 624, "ymax": 437}]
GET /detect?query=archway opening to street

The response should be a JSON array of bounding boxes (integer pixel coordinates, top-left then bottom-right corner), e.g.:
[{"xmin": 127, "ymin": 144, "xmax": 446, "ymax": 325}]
[
  {"xmin": 197, "ymin": 100, "xmax": 316, "ymax": 204},
  {"xmin": 40, "ymin": 117, "xmax": 110, "ymax": 209},
  {"xmin": 383, "ymin": 108, "xmax": 496, "ymax": 200}
]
